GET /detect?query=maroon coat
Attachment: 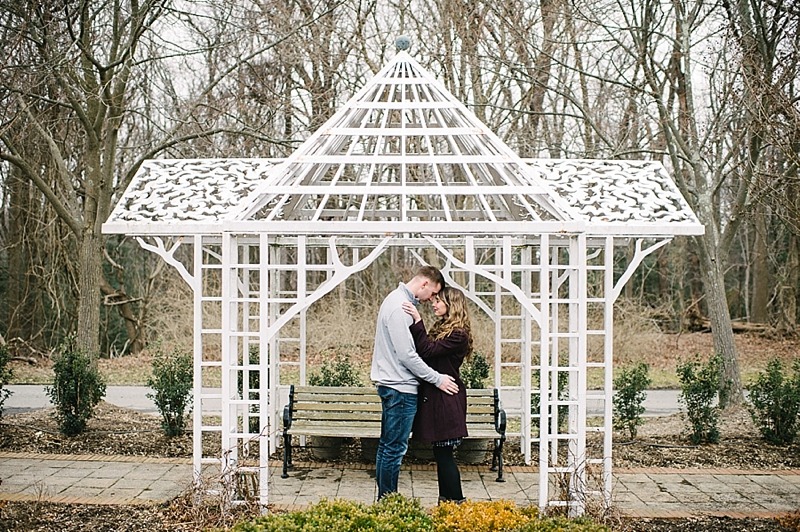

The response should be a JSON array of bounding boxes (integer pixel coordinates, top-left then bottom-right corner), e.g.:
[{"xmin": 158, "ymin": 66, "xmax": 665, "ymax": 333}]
[{"xmin": 409, "ymin": 320, "xmax": 469, "ymax": 444}]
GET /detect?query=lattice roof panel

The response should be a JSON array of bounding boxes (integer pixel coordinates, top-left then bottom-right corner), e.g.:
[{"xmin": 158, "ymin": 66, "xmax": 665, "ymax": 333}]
[
  {"xmin": 530, "ymin": 159, "xmax": 701, "ymax": 225},
  {"xmin": 103, "ymin": 51, "xmax": 703, "ymax": 238},
  {"xmin": 107, "ymin": 158, "xmax": 280, "ymax": 224}
]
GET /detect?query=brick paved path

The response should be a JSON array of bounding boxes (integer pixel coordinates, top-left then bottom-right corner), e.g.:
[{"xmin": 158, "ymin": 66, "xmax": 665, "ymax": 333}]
[{"xmin": 1, "ymin": 452, "xmax": 798, "ymax": 518}]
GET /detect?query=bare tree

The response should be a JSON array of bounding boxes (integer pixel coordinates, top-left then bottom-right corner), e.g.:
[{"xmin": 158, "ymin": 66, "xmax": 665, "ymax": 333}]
[
  {"xmin": 604, "ymin": 0, "xmax": 797, "ymax": 401},
  {"xmin": 723, "ymin": 0, "xmax": 800, "ymax": 330},
  {"xmin": 0, "ymin": 0, "xmax": 341, "ymax": 354},
  {"xmin": 0, "ymin": 1, "xmax": 174, "ymax": 354},
  {"xmin": 476, "ymin": 0, "xmax": 800, "ymax": 403}
]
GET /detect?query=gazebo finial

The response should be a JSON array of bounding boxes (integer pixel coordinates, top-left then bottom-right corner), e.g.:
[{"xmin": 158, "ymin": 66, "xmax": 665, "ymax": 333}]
[{"xmin": 395, "ymin": 35, "xmax": 410, "ymax": 52}]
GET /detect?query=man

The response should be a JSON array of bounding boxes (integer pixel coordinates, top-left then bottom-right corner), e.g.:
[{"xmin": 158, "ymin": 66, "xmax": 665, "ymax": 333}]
[{"xmin": 371, "ymin": 265, "xmax": 459, "ymax": 500}]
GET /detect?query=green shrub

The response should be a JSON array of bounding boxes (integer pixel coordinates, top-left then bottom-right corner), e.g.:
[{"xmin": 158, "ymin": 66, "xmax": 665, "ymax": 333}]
[
  {"xmin": 147, "ymin": 346, "xmax": 193, "ymax": 437},
  {"xmin": 747, "ymin": 359, "xmax": 800, "ymax": 445},
  {"xmin": 462, "ymin": 351, "xmax": 490, "ymax": 388},
  {"xmin": 370, "ymin": 493, "xmax": 434, "ymax": 531},
  {"xmin": 613, "ymin": 363, "xmax": 651, "ymax": 439},
  {"xmin": 518, "ymin": 515, "xmax": 609, "ymax": 531},
  {"xmin": 677, "ymin": 354, "xmax": 724, "ymax": 444},
  {"xmin": 233, "ymin": 494, "xmax": 432, "ymax": 531},
  {"xmin": 0, "ymin": 343, "xmax": 13, "ymax": 418},
  {"xmin": 308, "ymin": 351, "xmax": 362, "ymax": 387},
  {"xmin": 45, "ymin": 336, "xmax": 106, "ymax": 436}
]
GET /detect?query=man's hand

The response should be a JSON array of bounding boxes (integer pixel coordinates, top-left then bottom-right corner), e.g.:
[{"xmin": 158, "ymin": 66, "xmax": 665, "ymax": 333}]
[{"xmin": 437, "ymin": 374, "xmax": 459, "ymax": 395}]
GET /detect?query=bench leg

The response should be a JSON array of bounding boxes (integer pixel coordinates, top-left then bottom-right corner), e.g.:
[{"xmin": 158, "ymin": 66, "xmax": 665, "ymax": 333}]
[
  {"xmin": 281, "ymin": 432, "xmax": 292, "ymax": 479},
  {"xmin": 491, "ymin": 438, "xmax": 505, "ymax": 482}
]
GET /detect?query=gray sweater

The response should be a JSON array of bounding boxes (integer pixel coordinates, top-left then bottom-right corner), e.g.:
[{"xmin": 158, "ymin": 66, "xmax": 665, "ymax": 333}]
[{"xmin": 370, "ymin": 283, "xmax": 445, "ymax": 394}]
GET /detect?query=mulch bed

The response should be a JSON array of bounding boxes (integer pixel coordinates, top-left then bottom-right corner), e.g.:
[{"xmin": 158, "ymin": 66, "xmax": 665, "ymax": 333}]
[{"xmin": 1, "ymin": 402, "xmax": 799, "ymax": 531}]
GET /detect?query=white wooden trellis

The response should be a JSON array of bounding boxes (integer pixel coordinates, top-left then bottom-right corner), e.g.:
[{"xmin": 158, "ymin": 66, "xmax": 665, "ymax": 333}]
[{"xmin": 105, "ymin": 46, "xmax": 703, "ymax": 514}]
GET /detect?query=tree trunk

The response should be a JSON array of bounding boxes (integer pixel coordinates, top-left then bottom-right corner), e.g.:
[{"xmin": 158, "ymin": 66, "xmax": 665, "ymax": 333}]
[
  {"xmin": 750, "ymin": 207, "xmax": 769, "ymax": 323},
  {"xmin": 5, "ymin": 166, "xmax": 33, "ymax": 342},
  {"xmin": 777, "ymin": 234, "xmax": 798, "ymax": 334},
  {"xmin": 76, "ymin": 231, "xmax": 103, "ymax": 356},
  {"xmin": 697, "ymin": 238, "xmax": 744, "ymax": 406}
]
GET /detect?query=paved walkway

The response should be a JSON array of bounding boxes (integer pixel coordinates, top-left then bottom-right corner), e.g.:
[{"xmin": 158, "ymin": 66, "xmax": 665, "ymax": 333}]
[
  {"xmin": 3, "ymin": 385, "xmax": 685, "ymax": 417},
  {"xmin": 1, "ymin": 452, "xmax": 798, "ymax": 519}
]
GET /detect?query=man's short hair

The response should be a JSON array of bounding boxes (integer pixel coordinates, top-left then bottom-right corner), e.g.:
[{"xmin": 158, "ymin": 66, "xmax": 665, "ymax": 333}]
[{"xmin": 416, "ymin": 265, "xmax": 445, "ymax": 290}]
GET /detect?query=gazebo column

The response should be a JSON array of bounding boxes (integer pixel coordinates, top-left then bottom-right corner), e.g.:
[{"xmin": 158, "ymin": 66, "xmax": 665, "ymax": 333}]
[
  {"xmin": 600, "ymin": 236, "xmax": 615, "ymax": 507},
  {"xmin": 216, "ymin": 232, "xmax": 274, "ymax": 506},
  {"xmin": 191, "ymin": 235, "xmax": 205, "ymax": 490},
  {"xmin": 566, "ymin": 234, "xmax": 589, "ymax": 515},
  {"xmin": 536, "ymin": 234, "xmax": 551, "ymax": 507},
  {"xmin": 258, "ymin": 232, "xmax": 273, "ymax": 508},
  {"xmin": 537, "ymin": 234, "xmax": 589, "ymax": 515},
  {"xmin": 220, "ymin": 232, "xmax": 240, "ymax": 496},
  {"xmin": 518, "ymin": 243, "xmax": 534, "ymax": 471}
]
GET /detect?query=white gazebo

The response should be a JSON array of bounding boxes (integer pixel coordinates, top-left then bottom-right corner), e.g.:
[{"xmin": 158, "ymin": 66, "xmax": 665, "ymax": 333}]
[{"xmin": 103, "ymin": 46, "xmax": 703, "ymax": 514}]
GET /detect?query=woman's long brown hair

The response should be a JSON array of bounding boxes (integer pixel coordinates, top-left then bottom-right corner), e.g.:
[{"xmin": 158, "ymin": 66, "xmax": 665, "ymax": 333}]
[{"xmin": 429, "ymin": 286, "xmax": 473, "ymax": 357}]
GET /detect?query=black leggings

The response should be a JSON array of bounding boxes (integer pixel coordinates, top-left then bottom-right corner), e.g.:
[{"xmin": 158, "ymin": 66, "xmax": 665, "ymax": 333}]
[{"xmin": 433, "ymin": 444, "xmax": 463, "ymax": 501}]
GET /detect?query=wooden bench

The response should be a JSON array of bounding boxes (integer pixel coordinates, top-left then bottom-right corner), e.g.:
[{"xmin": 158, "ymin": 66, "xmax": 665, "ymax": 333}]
[{"xmin": 281, "ymin": 385, "xmax": 507, "ymax": 481}]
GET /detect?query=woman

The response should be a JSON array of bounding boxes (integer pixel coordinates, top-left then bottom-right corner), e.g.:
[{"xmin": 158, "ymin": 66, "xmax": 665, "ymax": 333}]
[{"xmin": 402, "ymin": 286, "xmax": 472, "ymax": 503}]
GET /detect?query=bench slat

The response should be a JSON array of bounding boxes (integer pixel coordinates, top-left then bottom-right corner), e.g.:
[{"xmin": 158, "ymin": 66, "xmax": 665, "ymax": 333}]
[
  {"xmin": 294, "ymin": 386, "xmax": 494, "ymax": 397},
  {"xmin": 295, "ymin": 411, "xmax": 383, "ymax": 422},
  {"xmin": 294, "ymin": 386, "xmax": 376, "ymax": 395},
  {"xmin": 294, "ymin": 402, "xmax": 382, "ymax": 412},
  {"xmin": 292, "ymin": 420, "xmax": 498, "ymax": 439},
  {"xmin": 295, "ymin": 427, "xmax": 383, "ymax": 438},
  {"xmin": 294, "ymin": 393, "xmax": 381, "ymax": 403},
  {"xmin": 292, "ymin": 412, "xmax": 493, "ymax": 424}
]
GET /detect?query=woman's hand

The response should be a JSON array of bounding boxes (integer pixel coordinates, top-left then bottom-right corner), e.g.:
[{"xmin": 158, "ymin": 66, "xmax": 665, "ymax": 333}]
[{"xmin": 402, "ymin": 301, "xmax": 422, "ymax": 323}]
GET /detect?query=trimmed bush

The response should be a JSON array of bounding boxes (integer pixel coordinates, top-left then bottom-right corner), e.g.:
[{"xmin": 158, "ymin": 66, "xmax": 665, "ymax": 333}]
[
  {"xmin": 370, "ymin": 493, "xmax": 435, "ymax": 531},
  {"xmin": 147, "ymin": 346, "xmax": 193, "ymax": 437},
  {"xmin": 0, "ymin": 343, "xmax": 12, "ymax": 418},
  {"xmin": 677, "ymin": 354, "xmax": 724, "ymax": 444},
  {"xmin": 233, "ymin": 494, "xmax": 432, "ymax": 531},
  {"xmin": 518, "ymin": 515, "xmax": 610, "ymax": 531},
  {"xmin": 46, "ymin": 336, "xmax": 106, "ymax": 436},
  {"xmin": 747, "ymin": 359, "xmax": 800, "ymax": 445},
  {"xmin": 308, "ymin": 352, "xmax": 362, "ymax": 387},
  {"xmin": 462, "ymin": 351, "xmax": 490, "ymax": 389},
  {"xmin": 613, "ymin": 363, "xmax": 651, "ymax": 439},
  {"xmin": 432, "ymin": 499, "xmax": 535, "ymax": 532}
]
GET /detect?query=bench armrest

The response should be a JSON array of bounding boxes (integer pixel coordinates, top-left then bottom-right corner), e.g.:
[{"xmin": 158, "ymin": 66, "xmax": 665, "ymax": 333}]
[
  {"xmin": 495, "ymin": 406, "xmax": 507, "ymax": 436},
  {"xmin": 283, "ymin": 384, "xmax": 295, "ymax": 430},
  {"xmin": 283, "ymin": 404, "xmax": 292, "ymax": 430},
  {"xmin": 493, "ymin": 388, "xmax": 507, "ymax": 437}
]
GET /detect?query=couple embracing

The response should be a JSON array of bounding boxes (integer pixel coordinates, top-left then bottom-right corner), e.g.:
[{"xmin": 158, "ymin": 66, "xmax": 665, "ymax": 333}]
[{"xmin": 370, "ymin": 266, "xmax": 474, "ymax": 503}]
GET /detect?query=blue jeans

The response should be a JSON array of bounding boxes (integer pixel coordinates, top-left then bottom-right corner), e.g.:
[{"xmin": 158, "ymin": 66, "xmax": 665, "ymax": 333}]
[{"xmin": 375, "ymin": 386, "xmax": 417, "ymax": 500}]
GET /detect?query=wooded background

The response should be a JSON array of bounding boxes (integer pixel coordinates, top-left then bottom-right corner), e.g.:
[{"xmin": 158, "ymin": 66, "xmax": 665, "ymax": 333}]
[{"xmin": 1, "ymin": 0, "xmax": 798, "ymax": 401}]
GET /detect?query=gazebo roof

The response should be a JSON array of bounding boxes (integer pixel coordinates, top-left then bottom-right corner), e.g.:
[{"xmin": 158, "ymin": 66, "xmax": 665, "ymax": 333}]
[{"xmin": 103, "ymin": 51, "xmax": 703, "ymax": 238}]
